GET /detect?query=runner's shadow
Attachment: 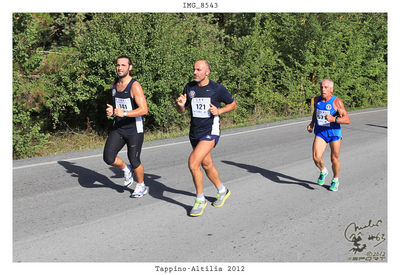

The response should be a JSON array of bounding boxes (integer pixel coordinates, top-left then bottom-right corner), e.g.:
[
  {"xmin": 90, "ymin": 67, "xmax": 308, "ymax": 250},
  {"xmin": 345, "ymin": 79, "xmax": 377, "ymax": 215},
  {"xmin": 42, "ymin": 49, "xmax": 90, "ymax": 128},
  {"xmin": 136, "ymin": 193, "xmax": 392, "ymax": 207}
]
[
  {"xmin": 365, "ymin": 123, "xmax": 387, "ymax": 129},
  {"xmin": 222, "ymin": 160, "xmax": 316, "ymax": 190},
  {"xmin": 58, "ymin": 161, "xmax": 195, "ymax": 214},
  {"xmin": 58, "ymin": 161, "xmax": 126, "ymax": 193},
  {"xmin": 145, "ymin": 173, "xmax": 196, "ymax": 215}
]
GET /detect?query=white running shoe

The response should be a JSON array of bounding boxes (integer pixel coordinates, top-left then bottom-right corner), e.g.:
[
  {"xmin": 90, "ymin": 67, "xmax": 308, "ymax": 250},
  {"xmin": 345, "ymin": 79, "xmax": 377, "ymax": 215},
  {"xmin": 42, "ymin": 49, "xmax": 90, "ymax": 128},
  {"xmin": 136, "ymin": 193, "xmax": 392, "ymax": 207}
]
[
  {"xmin": 123, "ymin": 165, "xmax": 134, "ymax": 187},
  {"xmin": 130, "ymin": 184, "xmax": 148, "ymax": 198}
]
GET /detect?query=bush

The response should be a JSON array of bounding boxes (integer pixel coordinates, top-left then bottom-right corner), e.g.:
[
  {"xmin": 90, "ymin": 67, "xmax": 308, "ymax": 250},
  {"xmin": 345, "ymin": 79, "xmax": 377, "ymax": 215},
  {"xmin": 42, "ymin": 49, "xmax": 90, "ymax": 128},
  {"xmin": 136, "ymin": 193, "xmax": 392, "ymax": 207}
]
[{"xmin": 12, "ymin": 13, "xmax": 387, "ymax": 159}]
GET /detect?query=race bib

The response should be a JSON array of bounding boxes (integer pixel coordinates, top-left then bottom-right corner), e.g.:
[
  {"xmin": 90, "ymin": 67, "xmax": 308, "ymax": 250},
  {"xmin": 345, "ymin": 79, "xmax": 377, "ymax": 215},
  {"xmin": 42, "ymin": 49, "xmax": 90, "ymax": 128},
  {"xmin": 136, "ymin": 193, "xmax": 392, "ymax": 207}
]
[
  {"xmin": 316, "ymin": 109, "xmax": 331, "ymax": 127},
  {"xmin": 191, "ymin": 97, "xmax": 211, "ymax": 118},
  {"xmin": 115, "ymin": 97, "xmax": 132, "ymax": 111}
]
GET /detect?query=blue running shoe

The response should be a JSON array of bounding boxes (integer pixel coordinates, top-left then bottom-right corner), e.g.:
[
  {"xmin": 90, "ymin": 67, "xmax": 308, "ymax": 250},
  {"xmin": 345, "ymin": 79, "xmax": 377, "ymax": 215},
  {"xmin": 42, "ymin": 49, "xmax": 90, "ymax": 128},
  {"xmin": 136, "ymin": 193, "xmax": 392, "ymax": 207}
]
[
  {"xmin": 317, "ymin": 171, "xmax": 328, "ymax": 185},
  {"xmin": 329, "ymin": 179, "xmax": 339, "ymax": 191}
]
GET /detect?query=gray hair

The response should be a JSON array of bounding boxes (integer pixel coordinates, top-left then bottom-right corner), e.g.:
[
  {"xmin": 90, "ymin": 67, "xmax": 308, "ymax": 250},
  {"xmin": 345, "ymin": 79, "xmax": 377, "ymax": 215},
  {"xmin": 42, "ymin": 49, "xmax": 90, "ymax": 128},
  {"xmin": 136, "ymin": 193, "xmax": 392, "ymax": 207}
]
[{"xmin": 320, "ymin": 78, "xmax": 334, "ymax": 88}]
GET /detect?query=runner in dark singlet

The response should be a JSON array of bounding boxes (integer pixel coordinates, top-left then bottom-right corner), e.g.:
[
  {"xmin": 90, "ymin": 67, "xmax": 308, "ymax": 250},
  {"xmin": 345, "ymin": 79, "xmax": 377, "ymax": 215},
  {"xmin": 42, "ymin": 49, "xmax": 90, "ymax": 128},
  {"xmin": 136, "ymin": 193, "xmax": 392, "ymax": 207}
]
[
  {"xmin": 103, "ymin": 56, "xmax": 149, "ymax": 198},
  {"xmin": 176, "ymin": 60, "xmax": 237, "ymax": 216}
]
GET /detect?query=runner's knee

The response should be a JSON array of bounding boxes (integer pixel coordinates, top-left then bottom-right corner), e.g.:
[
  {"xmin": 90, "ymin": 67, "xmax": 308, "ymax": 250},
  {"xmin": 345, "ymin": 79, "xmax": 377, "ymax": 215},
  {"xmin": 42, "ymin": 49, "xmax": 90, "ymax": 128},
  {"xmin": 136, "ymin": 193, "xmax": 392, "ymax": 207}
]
[
  {"xmin": 188, "ymin": 157, "xmax": 201, "ymax": 172},
  {"xmin": 201, "ymin": 158, "xmax": 213, "ymax": 171},
  {"xmin": 126, "ymin": 133, "xmax": 143, "ymax": 169},
  {"xmin": 313, "ymin": 152, "xmax": 322, "ymax": 163},
  {"xmin": 128, "ymin": 154, "xmax": 141, "ymax": 169},
  {"xmin": 103, "ymin": 130, "xmax": 125, "ymax": 166},
  {"xmin": 331, "ymin": 154, "xmax": 340, "ymax": 163},
  {"xmin": 103, "ymin": 151, "xmax": 116, "ymax": 165}
]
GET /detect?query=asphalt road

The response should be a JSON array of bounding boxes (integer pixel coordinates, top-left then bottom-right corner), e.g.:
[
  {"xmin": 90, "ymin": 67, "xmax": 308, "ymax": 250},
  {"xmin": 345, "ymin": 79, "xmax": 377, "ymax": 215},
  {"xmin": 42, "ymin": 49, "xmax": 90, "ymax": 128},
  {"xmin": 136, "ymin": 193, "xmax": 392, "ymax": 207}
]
[{"xmin": 13, "ymin": 108, "xmax": 387, "ymax": 263}]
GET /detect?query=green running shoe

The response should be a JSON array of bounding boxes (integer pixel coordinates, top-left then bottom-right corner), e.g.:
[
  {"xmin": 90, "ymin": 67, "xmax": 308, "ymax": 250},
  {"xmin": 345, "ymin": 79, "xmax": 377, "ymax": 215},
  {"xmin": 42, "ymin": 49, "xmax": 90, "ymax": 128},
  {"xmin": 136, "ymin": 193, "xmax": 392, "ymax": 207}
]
[
  {"xmin": 190, "ymin": 199, "xmax": 207, "ymax": 217},
  {"xmin": 329, "ymin": 179, "xmax": 339, "ymax": 191},
  {"xmin": 317, "ymin": 171, "xmax": 328, "ymax": 185},
  {"xmin": 212, "ymin": 189, "xmax": 231, "ymax": 207}
]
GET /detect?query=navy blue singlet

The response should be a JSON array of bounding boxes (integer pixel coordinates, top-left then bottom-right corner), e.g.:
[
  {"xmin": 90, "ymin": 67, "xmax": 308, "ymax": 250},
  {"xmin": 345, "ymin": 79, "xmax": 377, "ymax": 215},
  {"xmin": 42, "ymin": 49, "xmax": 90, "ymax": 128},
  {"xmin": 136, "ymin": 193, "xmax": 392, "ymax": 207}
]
[
  {"xmin": 112, "ymin": 78, "xmax": 144, "ymax": 135},
  {"xmin": 183, "ymin": 80, "xmax": 234, "ymax": 139}
]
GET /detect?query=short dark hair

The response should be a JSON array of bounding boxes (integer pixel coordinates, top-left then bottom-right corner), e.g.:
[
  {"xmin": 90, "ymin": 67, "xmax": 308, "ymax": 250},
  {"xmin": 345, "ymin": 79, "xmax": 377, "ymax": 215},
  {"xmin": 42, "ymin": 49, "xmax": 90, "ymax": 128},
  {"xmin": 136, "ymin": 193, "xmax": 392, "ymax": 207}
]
[{"xmin": 116, "ymin": 55, "xmax": 134, "ymax": 76}]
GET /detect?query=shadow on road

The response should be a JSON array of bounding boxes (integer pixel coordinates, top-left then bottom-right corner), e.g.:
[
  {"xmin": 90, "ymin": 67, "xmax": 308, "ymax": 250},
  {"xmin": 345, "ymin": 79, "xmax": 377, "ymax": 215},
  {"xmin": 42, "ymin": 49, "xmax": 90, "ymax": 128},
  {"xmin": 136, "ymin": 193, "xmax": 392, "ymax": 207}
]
[
  {"xmin": 221, "ymin": 160, "xmax": 316, "ymax": 190},
  {"xmin": 365, "ymin": 123, "xmax": 387, "ymax": 129},
  {"xmin": 58, "ymin": 161, "xmax": 195, "ymax": 215},
  {"xmin": 58, "ymin": 161, "xmax": 126, "ymax": 193},
  {"xmin": 144, "ymin": 173, "xmax": 195, "ymax": 215}
]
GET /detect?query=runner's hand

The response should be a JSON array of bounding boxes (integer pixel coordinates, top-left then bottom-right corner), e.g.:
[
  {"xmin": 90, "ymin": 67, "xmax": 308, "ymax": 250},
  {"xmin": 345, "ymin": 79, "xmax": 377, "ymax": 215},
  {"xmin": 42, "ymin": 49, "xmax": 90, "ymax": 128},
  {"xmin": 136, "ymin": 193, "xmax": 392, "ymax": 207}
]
[
  {"xmin": 106, "ymin": 104, "xmax": 114, "ymax": 116},
  {"xmin": 176, "ymin": 94, "xmax": 187, "ymax": 107},
  {"xmin": 325, "ymin": 114, "xmax": 335, "ymax": 122},
  {"xmin": 209, "ymin": 103, "xmax": 220, "ymax": 116},
  {"xmin": 114, "ymin": 107, "xmax": 124, "ymax": 117},
  {"xmin": 307, "ymin": 124, "xmax": 313, "ymax": 133}
]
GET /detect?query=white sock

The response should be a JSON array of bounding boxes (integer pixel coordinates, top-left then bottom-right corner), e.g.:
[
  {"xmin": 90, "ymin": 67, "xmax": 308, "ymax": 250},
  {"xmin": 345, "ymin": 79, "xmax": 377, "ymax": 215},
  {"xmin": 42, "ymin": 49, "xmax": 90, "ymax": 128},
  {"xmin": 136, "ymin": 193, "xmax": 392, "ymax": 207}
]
[
  {"xmin": 123, "ymin": 165, "xmax": 131, "ymax": 173},
  {"xmin": 196, "ymin": 194, "xmax": 205, "ymax": 201},
  {"xmin": 136, "ymin": 182, "xmax": 144, "ymax": 186},
  {"xmin": 217, "ymin": 184, "xmax": 226, "ymax": 194},
  {"xmin": 321, "ymin": 167, "xmax": 328, "ymax": 174}
]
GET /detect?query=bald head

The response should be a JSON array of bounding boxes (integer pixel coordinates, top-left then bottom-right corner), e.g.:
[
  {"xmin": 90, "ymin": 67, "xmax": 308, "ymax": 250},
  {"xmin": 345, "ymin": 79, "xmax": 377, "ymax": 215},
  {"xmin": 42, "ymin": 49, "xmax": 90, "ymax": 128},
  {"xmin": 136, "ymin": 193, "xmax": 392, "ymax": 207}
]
[
  {"xmin": 193, "ymin": 60, "xmax": 211, "ymax": 85},
  {"xmin": 195, "ymin": 60, "xmax": 210, "ymax": 71}
]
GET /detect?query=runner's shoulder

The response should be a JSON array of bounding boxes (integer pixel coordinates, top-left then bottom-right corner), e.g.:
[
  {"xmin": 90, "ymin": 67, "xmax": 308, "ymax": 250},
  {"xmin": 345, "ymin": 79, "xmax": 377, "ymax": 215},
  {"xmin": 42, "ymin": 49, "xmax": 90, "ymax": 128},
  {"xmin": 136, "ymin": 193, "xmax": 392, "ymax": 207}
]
[
  {"xmin": 312, "ymin": 96, "xmax": 320, "ymax": 105},
  {"xmin": 333, "ymin": 96, "xmax": 345, "ymax": 109},
  {"xmin": 186, "ymin": 81, "xmax": 198, "ymax": 88},
  {"xmin": 209, "ymin": 80, "xmax": 229, "ymax": 93}
]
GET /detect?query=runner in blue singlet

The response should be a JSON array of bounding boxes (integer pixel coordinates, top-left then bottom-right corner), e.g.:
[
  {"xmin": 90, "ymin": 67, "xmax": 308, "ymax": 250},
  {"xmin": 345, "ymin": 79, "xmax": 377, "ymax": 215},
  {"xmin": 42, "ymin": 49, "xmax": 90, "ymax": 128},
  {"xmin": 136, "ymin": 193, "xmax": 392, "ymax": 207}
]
[
  {"xmin": 307, "ymin": 78, "xmax": 350, "ymax": 191},
  {"xmin": 176, "ymin": 60, "xmax": 237, "ymax": 216},
  {"xmin": 314, "ymin": 95, "xmax": 342, "ymax": 143},
  {"xmin": 103, "ymin": 56, "xmax": 149, "ymax": 198}
]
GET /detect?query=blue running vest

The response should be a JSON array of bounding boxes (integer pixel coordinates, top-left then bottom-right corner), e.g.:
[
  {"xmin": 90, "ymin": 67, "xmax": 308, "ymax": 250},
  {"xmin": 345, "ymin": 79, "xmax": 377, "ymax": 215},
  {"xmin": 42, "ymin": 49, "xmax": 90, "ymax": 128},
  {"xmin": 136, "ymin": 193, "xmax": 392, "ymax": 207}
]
[{"xmin": 314, "ymin": 96, "xmax": 341, "ymax": 137}]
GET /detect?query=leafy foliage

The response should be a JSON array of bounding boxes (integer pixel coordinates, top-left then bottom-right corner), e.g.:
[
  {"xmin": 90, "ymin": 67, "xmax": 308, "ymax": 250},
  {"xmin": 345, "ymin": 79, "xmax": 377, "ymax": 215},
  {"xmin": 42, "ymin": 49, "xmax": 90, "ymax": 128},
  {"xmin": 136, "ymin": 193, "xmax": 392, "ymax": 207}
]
[{"xmin": 12, "ymin": 13, "xmax": 387, "ymax": 159}]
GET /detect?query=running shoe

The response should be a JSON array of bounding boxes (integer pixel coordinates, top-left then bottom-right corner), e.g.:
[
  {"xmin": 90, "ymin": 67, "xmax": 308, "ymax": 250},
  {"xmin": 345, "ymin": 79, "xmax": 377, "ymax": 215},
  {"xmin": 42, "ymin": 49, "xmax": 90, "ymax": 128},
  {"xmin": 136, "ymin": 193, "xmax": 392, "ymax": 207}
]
[
  {"xmin": 190, "ymin": 199, "xmax": 207, "ymax": 217},
  {"xmin": 124, "ymin": 164, "xmax": 134, "ymax": 187},
  {"xmin": 329, "ymin": 179, "xmax": 339, "ymax": 192},
  {"xmin": 130, "ymin": 183, "xmax": 148, "ymax": 198},
  {"xmin": 212, "ymin": 189, "xmax": 231, "ymax": 207},
  {"xmin": 317, "ymin": 170, "xmax": 328, "ymax": 185}
]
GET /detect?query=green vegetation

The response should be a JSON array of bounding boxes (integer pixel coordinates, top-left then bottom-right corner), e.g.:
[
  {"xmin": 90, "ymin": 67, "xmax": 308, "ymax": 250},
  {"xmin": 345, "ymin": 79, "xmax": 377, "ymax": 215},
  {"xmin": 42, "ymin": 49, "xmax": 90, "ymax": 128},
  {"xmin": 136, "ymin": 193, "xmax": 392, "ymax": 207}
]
[{"xmin": 13, "ymin": 13, "xmax": 387, "ymax": 159}]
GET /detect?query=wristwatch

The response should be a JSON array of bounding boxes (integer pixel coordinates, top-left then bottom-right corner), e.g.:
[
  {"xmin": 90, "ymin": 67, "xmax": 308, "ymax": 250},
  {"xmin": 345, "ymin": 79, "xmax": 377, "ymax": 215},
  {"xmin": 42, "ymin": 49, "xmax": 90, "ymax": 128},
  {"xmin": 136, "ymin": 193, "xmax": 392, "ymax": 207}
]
[{"xmin": 123, "ymin": 111, "xmax": 127, "ymax": 117}]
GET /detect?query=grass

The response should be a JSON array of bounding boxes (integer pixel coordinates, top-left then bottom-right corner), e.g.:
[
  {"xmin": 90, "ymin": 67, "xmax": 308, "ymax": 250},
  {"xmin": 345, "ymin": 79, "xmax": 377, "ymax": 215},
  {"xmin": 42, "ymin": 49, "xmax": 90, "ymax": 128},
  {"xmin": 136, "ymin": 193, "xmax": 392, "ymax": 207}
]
[
  {"xmin": 26, "ymin": 104, "xmax": 386, "ymax": 159},
  {"xmin": 33, "ymin": 131, "xmax": 108, "ymax": 157},
  {"xmin": 31, "ymin": 112, "xmax": 310, "ymax": 158},
  {"xmin": 31, "ymin": 127, "xmax": 191, "ymax": 158}
]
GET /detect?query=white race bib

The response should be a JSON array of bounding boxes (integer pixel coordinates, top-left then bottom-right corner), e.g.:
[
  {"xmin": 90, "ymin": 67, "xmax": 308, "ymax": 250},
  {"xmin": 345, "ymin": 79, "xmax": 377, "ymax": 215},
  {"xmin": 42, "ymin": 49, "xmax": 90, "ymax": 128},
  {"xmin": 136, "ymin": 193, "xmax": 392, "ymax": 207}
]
[
  {"xmin": 115, "ymin": 98, "xmax": 133, "ymax": 111},
  {"xmin": 191, "ymin": 97, "xmax": 211, "ymax": 118},
  {"xmin": 316, "ymin": 109, "xmax": 330, "ymax": 127}
]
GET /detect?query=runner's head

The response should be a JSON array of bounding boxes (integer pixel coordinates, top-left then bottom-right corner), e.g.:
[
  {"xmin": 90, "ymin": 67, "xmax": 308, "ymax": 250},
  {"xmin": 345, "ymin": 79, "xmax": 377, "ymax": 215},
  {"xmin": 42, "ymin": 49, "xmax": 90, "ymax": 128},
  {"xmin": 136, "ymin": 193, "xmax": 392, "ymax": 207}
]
[
  {"xmin": 320, "ymin": 78, "xmax": 334, "ymax": 99},
  {"xmin": 193, "ymin": 60, "xmax": 210, "ymax": 84},
  {"xmin": 116, "ymin": 55, "xmax": 133, "ymax": 78}
]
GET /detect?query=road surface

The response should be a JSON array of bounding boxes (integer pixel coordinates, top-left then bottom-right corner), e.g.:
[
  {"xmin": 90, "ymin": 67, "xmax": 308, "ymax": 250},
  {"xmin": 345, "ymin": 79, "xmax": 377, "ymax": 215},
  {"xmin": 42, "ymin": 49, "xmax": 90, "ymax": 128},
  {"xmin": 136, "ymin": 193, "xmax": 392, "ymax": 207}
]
[{"xmin": 13, "ymin": 108, "xmax": 387, "ymax": 263}]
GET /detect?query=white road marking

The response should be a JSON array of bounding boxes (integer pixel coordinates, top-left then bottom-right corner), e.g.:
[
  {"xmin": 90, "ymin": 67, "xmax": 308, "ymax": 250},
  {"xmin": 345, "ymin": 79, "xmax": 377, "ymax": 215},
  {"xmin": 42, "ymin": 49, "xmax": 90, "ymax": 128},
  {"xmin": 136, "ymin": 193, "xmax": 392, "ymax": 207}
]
[{"xmin": 13, "ymin": 108, "xmax": 386, "ymax": 170}]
